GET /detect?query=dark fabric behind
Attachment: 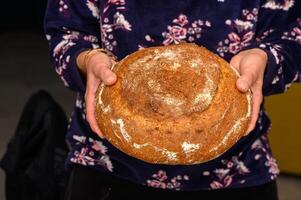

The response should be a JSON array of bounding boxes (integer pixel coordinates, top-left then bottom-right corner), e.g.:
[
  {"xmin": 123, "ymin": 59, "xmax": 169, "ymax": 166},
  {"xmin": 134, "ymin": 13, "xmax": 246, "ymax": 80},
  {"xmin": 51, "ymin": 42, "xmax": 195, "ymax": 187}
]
[{"xmin": 0, "ymin": 90, "xmax": 69, "ymax": 200}]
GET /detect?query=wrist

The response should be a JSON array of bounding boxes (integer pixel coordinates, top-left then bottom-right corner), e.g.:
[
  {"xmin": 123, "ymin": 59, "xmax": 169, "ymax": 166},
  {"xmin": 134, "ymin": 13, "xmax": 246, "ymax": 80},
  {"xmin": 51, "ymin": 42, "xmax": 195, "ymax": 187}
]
[
  {"xmin": 76, "ymin": 48, "xmax": 117, "ymax": 75},
  {"xmin": 76, "ymin": 50, "xmax": 90, "ymax": 75}
]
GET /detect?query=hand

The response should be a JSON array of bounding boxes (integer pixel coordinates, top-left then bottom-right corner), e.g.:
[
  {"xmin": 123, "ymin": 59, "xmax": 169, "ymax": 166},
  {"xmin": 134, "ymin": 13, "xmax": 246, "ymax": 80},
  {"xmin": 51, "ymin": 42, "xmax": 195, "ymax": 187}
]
[
  {"xmin": 230, "ymin": 48, "xmax": 268, "ymax": 135},
  {"xmin": 77, "ymin": 50, "xmax": 117, "ymax": 138}
]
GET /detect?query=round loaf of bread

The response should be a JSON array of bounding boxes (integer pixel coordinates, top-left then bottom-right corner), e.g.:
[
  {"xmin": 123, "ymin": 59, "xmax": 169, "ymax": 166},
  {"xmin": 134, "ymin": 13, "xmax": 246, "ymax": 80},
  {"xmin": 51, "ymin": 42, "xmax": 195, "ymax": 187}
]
[{"xmin": 95, "ymin": 43, "xmax": 251, "ymax": 165}]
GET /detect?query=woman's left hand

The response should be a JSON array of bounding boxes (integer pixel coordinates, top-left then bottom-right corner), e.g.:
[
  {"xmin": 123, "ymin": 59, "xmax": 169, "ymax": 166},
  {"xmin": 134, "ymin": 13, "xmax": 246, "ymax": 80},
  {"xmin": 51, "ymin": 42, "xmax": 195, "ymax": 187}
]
[{"xmin": 230, "ymin": 48, "xmax": 268, "ymax": 135}]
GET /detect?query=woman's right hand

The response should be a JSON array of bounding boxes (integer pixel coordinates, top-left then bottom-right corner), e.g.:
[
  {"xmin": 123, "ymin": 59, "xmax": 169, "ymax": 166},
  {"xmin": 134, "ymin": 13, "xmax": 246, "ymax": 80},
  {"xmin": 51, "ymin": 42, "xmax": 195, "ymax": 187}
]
[{"xmin": 77, "ymin": 50, "xmax": 117, "ymax": 138}]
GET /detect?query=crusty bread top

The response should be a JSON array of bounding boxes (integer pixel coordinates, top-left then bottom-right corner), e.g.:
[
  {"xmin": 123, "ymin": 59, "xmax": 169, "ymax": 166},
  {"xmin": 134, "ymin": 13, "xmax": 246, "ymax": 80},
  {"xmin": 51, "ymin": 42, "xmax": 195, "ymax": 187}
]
[{"xmin": 95, "ymin": 43, "xmax": 251, "ymax": 165}]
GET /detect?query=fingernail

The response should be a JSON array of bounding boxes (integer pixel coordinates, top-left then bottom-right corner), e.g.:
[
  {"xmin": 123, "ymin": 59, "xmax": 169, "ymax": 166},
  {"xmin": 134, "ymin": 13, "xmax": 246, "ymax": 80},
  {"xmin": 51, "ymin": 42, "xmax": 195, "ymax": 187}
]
[
  {"xmin": 241, "ymin": 84, "xmax": 247, "ymax": 91},
  {"xmin": 106, "ymin": 74, "xmax": 116, "ymax": 84},
  {"xmin": 237, "ymin": 80, "xmax": 247, "ymax": 91}
]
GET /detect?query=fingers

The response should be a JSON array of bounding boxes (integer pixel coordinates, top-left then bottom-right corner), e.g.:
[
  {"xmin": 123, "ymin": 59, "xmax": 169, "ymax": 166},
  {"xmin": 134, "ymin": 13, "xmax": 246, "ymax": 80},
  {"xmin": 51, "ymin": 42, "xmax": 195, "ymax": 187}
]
[
  {"xmin": 238, "ymin": 63, "xmax": 263, "ymax": 135},
  {"xmin": 236, "ymin": 75, "xmax": 253, "ymax": 92},
  {"xmin": 231, "ymin": 55, "xmax": 256, "ymax": 93},
  {"xmin": 84, "ymin": 53, "xmax": 118, "ymax": 139},
  {"xmin": 99, "ymin": 66, "xmax": 117, "ymax": 85},
  {"xmin": 86, "ymin": 52, "xmax": 117, "ymax": 85},
  {"xmin": 236, "ymin": 63, "xmax": 257, "ymax": 92},
  {"xmin": 230, "ymin": 50, "xmax": 267, "ymax": 136},
  {"xmin": 245, "ymin": 89, "xmax": 263, "ymax": 135},
  {"xmin": 237, "ymin": 63, "xmax": 263, "ymax": 135},
  {"xmin": 85, "ymin": 74, "xmax": 104, "ymax": 138}
]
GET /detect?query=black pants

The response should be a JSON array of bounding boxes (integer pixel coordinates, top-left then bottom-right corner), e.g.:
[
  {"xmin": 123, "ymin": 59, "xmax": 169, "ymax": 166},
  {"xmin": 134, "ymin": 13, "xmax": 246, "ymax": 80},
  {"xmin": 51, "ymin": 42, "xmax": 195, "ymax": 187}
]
[{"xmin": 64, "ymin": 165, "xmax": 278, "ymax": 200}]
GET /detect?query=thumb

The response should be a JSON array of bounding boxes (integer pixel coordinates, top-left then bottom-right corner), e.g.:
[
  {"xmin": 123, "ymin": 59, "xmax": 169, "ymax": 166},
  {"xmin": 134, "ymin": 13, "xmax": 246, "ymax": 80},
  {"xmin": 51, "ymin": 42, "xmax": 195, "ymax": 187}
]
[
  {"xmin": 236, "ymin": 75, "xmax": 253, "ymax": 92},
  {"xmin": 99, "ymin": 66, "xmax": 117, "ymax": 85},
  {"xmin": 235, "ymin": 57, "xmax": 257, "ymax": 92}
]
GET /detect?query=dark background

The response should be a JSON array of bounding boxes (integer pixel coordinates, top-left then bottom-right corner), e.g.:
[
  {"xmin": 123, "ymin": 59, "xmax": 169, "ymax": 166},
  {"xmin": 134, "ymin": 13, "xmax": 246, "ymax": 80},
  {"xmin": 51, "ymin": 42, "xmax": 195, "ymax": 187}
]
[
  {"xmin": 0, "ymin": 1, "xmax": 75, "ymax": 199},
  {"xmin": 0, "ymin": 1, "xmax": 47, "ymax": 33}
]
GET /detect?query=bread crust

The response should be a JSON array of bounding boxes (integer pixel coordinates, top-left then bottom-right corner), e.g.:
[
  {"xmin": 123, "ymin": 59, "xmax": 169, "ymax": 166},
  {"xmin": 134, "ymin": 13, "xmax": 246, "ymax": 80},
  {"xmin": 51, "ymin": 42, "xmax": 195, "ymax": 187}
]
[{"xmin": 95, "ymin": 43, "xmax": 251, "ymax": 165}]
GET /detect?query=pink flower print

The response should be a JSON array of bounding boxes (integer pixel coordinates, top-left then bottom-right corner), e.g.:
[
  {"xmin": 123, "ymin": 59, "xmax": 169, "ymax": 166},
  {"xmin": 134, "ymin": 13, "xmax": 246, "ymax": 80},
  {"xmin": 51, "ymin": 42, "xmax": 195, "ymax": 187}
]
[
  {"xmin": 86, "ymin": 0, "xmax": 100, "ymax": 19},
  {"xmin": 51, "ymin": 28, "xmax": 99, "ymax": 87},
  {"xmin": 293, "ymin": 27, "xmax": 301, "ymax": 44},
  {"xmin": 114, "ymin": 12, "xmax": 132, "ymax": 31},
  {"xmin": 142, "ymin": 14, "xmax": 211, "ymax": 47},
  {"xmin": 233, "ymin": 19, "xmax": 254, "ymax": 32},
  {"xmin": 265, "ymin": 155, "xmax": 280, "ymax": 178},
  {"xmin": 172, "ymin": 14, "xmax": 188, "ymax": 26},
  {"xmin": 262, "ymin": 0, "xmax": 294, "ymax": 11},
  {"xmin": 147, "ymin": 180, "xmax": 166, "ymax": 189},
  {"xmin": 243, "ymin": 31, "xmax": 254, "ymax": 43},
  {"xmin": 91, "ymin": 140, "xmax": 108, "ymax": 154},
  {"xmin": 101, "ymin": 0, "xmax": 131, "ymax": 51},
  {"xmin": 282, "ymin": 20, "xmax": 301, "ymax": 45},
  {"xmin": 224, "ymin": 175, "xmax": 233, "ymax": 187},
  {"xmin": 101, "ymin": 24, "xmax": 113, "ymax": 38},
  {"xmin": 108, "ymin": 0, "xmax": 125, "ymax": 5},
  {"xmin": 210, "ymin": 181, "xmax": 224, "ymax": 189},
  {"xmin": 206, "ymin": 129, "xmax": 278, "ymax": 189},
  {"xmin": 73, "ymin": 135, "xmax": 87, "ymax": 143},
  {"xmin": 242, "ymin": 8, "xmax": 258, "ymax": 18},
  {"xmin": 145, "ymin": 35, "xmax": 154, "ymax": 42},
  {"xmin": 217, "ymin": 9, "xmax": 257, "ymax": 57},
  {"xmin": 98, "ymin": 156, "xmax": 113, "ymax": 172},
  {"xmin": 255, "ymin": 154, "xmax": 262, "ymax": 160},
  {"xmin": 71, "ymin": 135, "xmax": 114, "ymax": 172},
  {"xmin": 226, "ymin": 31, "xmax": 254, "ymax": 54},
  {"xmin": 209, "ymin": 174, "xmax": 233, "ymax": 189},
  {"xmin": 163, "ymin": 26, "xmax": 187, "ymax": 45},
  {"xmin": 171, "ymin": 177, "xmax": 181, "ymax": 188},
  {"xmin": 218, "ymin": 30, "xmax": 254, "ymax": 55},
  {"xmin": 146, "ymin": 170, "xmax": 189, "ymax": 191},
  {"xmin": 232, "ymin": 156, "xmax": 250, "ymax": 174},
  {"xmin": 104, "ymin": 0, "xmax": 126, "ymax": 12},
  {"xmin": 152, "ymin": 170, "xmax": 168, "ymax": 182},
  {"xmin": 242, "ymin": 8, "xmax": 258, "ymax": 21},
  {"xmin": 214, "ymin": 168, "xmax": 230, "ymax": 180},
  {"xmin": 183, "ymin": 175, "xmax": 189, "ymax": 180},
  {"xmin": 256, "ymin": 29, "xmax": 275, "ymax": 41},
  {"xmin": 227, "ymin": 161, "xmax": 234, "ymax": 168},
  {"xmin": 246, "ymin": 13, "xmax": 255, "ymax": 21},
  {"xmin": 293, "ymin": 26, "xmax": 301, "ymax": 35},
  {"xmin": 58, "ymin": 0, "xmax": 69, "ymax": 14},
  {"xmin": 138, "ymin": 44, "xmax": 146, "ymax": 50},
  {"xmin": 228, "ymin": 32, "xmax": 241, "ymax": 42},
  {"xmin": 228, "ymin": 42, "xmax": 241, "ymax": 54},
  {"xmin": 203, "ymin": 171, "xmax": 210, "ymax": 176},
  {"xmin": 71, "ymin": 148, "xmax": 95, "ymax": 166},
  {"xmin": 251, "ymin": 139, "xmax": 264, "ymax": 150}
]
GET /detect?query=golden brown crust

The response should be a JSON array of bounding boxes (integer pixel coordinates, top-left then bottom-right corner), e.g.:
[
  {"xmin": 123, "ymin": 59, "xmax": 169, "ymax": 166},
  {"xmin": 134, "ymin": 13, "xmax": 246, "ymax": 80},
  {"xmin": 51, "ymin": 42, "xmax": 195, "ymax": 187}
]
[{"xmin": 95, "ymin": 43, "xmax": 251, "ymax": 165}]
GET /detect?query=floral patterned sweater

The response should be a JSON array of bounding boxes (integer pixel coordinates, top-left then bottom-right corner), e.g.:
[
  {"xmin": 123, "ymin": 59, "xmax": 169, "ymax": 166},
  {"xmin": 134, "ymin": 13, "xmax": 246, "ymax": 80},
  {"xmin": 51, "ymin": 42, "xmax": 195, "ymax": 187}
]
[{"xmin": 44, "ymin": 0, "xmax": 301, "ymax": 190}]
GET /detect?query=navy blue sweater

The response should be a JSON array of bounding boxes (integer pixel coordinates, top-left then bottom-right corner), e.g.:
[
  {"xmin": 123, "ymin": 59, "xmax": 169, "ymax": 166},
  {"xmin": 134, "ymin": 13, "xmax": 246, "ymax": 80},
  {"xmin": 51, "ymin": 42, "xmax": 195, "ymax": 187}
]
[{"xmin": 44, "ymin": 0, "xmax": 301, "ymax": 190}]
